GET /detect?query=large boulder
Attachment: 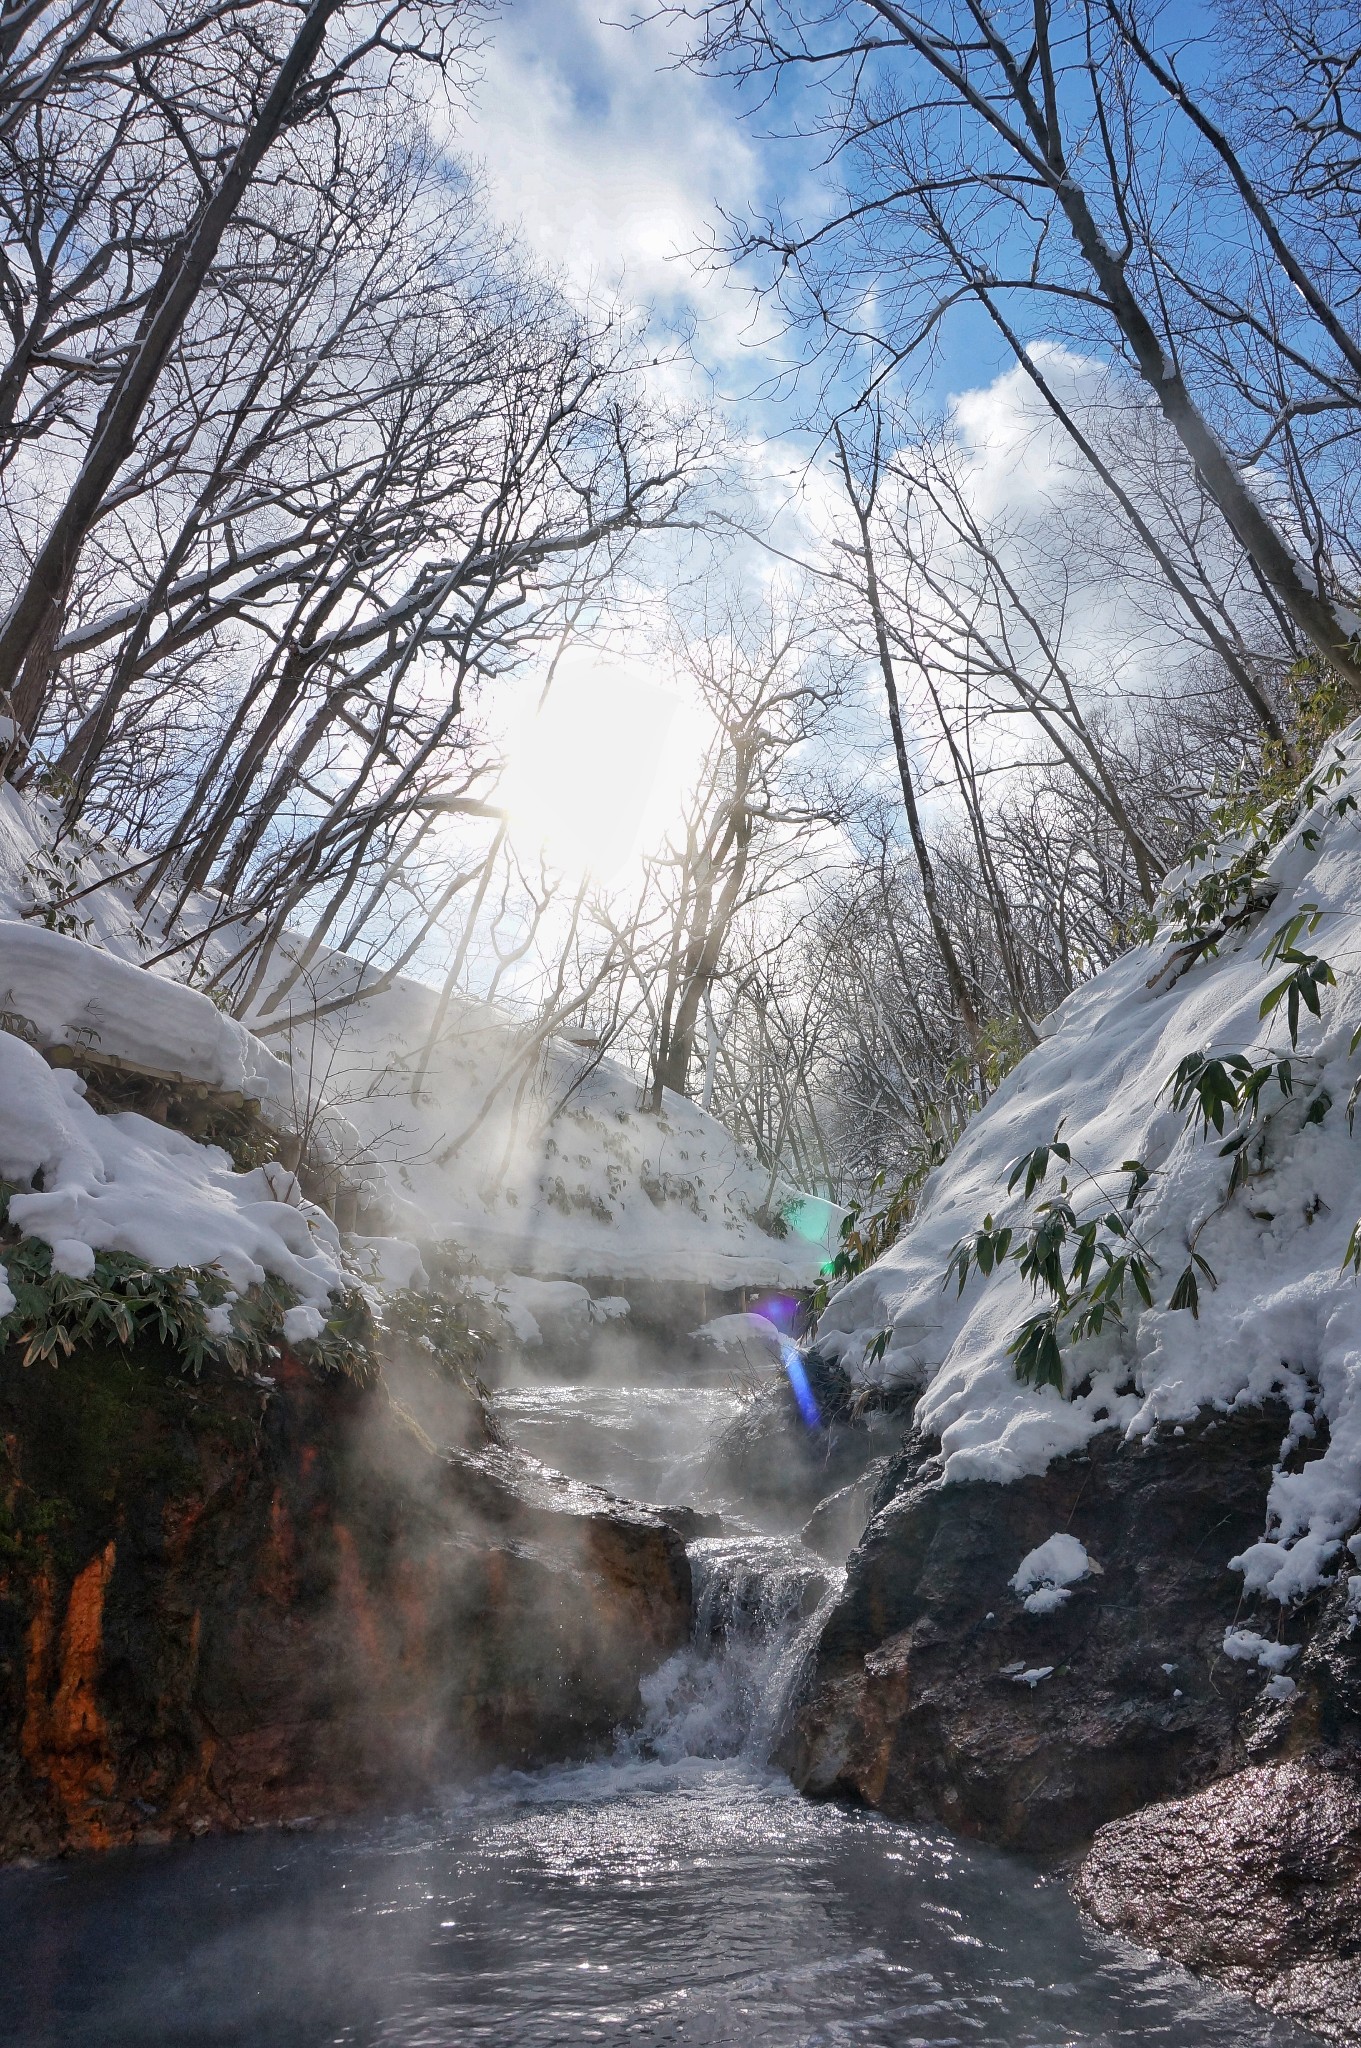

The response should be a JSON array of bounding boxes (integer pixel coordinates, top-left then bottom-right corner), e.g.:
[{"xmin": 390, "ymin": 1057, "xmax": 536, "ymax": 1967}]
[
  {"xmin": 783, "ymin": 1404, "xmax": 1349, "ymax": 1851},
  {"xmin": 1076, "ymin": 1760, "xmax": 1361, "ymax": 2045}
]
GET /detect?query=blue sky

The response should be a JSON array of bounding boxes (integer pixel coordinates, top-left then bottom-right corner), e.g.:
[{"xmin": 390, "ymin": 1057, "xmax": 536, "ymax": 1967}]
[{"xmin": 455, "ymin": 0, "xmax": 1020, "ymax": 435}]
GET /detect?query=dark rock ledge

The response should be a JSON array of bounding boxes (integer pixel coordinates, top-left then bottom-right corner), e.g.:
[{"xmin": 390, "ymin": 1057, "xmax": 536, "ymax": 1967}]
[{"xmin": 781, "ymin": 1399, "xmax": 1361, "ymax": 2040}]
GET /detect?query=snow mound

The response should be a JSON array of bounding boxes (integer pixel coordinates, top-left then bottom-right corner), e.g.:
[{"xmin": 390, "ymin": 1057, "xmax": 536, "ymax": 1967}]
[
  {"xmin": 0, "ymin": 921, "xmax": 289, "ymax": 1100},
  {"xmin": 1011, "ymin": 1532, "xmax": 1091, "ymax": 1613},
  {"xmin": 474, "ymin": 1273, "xmax": 595, "ymax": 1349},
  {"xmin": 0, "ymin": 1030, "xmax": 342, "ymax": 1307},
  {"xmin": 693, "ymin": 1311, "xmax": 785, "ymax": 1362},
  {"xmin": 817, "ymin": 718, "xmax": 1361, "ymax": 1603}
]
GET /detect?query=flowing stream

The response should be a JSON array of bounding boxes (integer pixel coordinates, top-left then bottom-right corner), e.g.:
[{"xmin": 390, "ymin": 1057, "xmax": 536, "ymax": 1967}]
[{"xmin": 0, "ymin": 1367, "xmax": 1322, "ymax": 2046}]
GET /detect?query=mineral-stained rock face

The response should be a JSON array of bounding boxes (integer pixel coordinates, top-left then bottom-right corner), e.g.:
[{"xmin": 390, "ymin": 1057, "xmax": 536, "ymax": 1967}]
[
  {"xmin": 1075, "ymin": 1761, "xmax": 1361, "ymax": 2045},
  {"xmin": 0, "ymin": 1339, "xmax": 690, "ymax": 1863},
  {"xmin": 782, "ymin": 1405, "xmax": 1351, "ymax": 1852}
]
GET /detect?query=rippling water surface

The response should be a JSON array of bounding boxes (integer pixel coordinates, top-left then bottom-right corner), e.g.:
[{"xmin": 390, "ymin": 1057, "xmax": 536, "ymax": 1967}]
[
  {"xmin": 0, "ymin": 1374, "xmax": 1323, "ymax": 2046},
  {"xmin": 0, "ymin": 1755, "xmax": 1319, "ymax": 2047}
]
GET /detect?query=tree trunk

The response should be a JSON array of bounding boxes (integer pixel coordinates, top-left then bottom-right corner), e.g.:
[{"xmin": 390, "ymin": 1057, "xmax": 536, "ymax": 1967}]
[{"xmin": 0, "ymin": 0, "xmax": 345, "ymax": 750}]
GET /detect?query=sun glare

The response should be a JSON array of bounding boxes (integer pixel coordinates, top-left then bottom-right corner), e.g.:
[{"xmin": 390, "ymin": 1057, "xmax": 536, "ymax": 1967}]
[{"xmin": 500, "ymin": 658, "xmax": 685, "ymax": 882}]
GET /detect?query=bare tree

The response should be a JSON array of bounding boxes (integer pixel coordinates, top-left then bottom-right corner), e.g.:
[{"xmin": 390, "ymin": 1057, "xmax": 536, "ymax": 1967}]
[{"xmin": 664, "ymin": 0, "xmax": 1361, "ymax": 699}]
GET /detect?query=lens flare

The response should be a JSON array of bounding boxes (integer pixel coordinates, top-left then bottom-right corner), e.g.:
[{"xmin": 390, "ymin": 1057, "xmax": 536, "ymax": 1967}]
[{"xmin": 781, "ymin": 1343, "xmax": 821, "ymax": 1429}]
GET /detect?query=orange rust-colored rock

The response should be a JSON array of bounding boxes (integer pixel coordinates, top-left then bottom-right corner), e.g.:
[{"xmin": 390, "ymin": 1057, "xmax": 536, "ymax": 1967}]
[
  {"xmin": 21, "ymin": 1544, "xmax": 119, "ymax": 1849},
  {"xmin": 0, "ymin": 1346, "xmax": 690, "ymax": 1865}
]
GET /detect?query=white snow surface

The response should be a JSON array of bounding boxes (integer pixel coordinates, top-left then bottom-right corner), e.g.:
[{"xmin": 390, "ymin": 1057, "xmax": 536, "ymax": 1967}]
[
  {"xmin": 0, "ymin": 920, "xmax": 289, "ymax": 1099},
  {"xmin": 817, "ymin": 718, "xmax": 1361, "ymax": 1603},
  {"xmin": 0, "ymin": 786, "xmax": 829, "ymax": 1302},
  {"xmin": 0, "ymin": 1029, "xmax": 343, "ymax": 1306},
  {"xmin": 1010, "ymin": 1531, "xmax": 1091, "ymax": 1613},
  {"xmin": 1222, "ymin": 1628, "xmax": 1299, "ymax": 1672}
]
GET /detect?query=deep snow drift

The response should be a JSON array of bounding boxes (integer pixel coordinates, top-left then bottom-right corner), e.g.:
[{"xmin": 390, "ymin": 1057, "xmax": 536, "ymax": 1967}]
[{"xmin": 817, "ymin": 718, "xmax": 1361, "ymax": 1605}]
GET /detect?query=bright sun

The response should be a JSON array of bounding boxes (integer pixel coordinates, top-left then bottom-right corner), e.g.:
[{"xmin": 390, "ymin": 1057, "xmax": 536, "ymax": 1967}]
[{"xmin": 500, "ymin": 657, "xmax": 686, "ymax": 882}]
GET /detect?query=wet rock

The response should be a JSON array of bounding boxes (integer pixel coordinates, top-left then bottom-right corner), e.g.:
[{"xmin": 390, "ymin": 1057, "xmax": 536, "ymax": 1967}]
[
  {"xmin": 1075, "ymin": 1760, "xmax": 1361, "ymax": 2044},
  {"xmin": 784, "ymin": 1407, "xmax": 1306, "ymax": 1850},
  {"xmin": 0, "ymin": 1337, "xmax": 690, "ymax": 1864},
  {"xmin": 709, "ymin": 1365, "xmax": 907, "ymax": 1532},
  {"xmin": 801, "ymin": 1459, "xmax": 892, "ymax": 1563},
  {"xmin": 648, "ymin": 1502, "xmax": 727, "ymax": 1543}
]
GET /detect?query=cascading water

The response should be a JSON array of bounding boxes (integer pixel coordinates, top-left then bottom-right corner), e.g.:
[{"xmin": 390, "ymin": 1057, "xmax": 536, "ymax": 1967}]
[
  {"xmin": 0, "ymin": 1362, "xmax": 1329, "ymax": 2046},
  {"xmin": 635, "ymin": 1534, "xmax": 841, "ymax": 1765}
]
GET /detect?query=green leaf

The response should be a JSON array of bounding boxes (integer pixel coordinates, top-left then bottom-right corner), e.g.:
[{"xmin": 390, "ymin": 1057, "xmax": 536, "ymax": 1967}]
[
  {"xmin": 1009, "ymin": 1311, "xmax": 1065, "ymax": 1391},
  {"xmin": 1262, "ymin": 905, "xmax": 1322, "ymax": 965},
  {"xmin": 1167, "ymin": 1265, "xmax": 1201, "ymax": 1317}
]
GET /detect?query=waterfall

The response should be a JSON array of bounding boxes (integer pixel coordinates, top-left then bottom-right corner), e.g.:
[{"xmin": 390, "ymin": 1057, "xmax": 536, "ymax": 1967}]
[{"xmin": 632, "ymin": 1533, "xmax": 845, "ymax": 1765}]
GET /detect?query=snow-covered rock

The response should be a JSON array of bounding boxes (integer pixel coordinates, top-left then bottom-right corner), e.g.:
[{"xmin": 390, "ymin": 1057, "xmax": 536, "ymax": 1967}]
[
  {"xmin": 0, "ymin": 921, "xmax": 289, "ymax": 1100},
  {"xmin": 493, "ymin": 1274, "xmax": 594, "ymax": 1349},
  {"xmin": 817, "ymin": 716, "xmax": 1361, "ymax": 1603},
  {"xmin": 692, "ymin": 1311, "xmax": 785, "ymax": 1364},
  {"xmin": 0, "ymin": 1030, "xmax": 342, "ymax": 1307}
]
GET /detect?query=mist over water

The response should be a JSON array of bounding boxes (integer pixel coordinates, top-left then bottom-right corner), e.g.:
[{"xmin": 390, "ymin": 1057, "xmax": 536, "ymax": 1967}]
[{"xmin": 0, "ymin": 1359, "xmax": 1322, "ymax": 2047}]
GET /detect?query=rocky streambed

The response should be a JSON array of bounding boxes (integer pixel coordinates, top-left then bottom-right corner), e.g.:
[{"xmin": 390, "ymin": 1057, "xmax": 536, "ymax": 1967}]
[{"xmin": 4, "ymin": 1310, "xmax": 1360, "ymax": 2045}]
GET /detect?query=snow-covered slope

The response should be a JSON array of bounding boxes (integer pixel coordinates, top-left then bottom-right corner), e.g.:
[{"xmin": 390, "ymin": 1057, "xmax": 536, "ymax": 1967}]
[
  {"xmin": 283, "ymin": 963, "xmax": 826, "ymax": 1290},
  {"xmin": 0, "ymin": 1029, "xmax": 342, "ymax": 1310},
  {"xmin": 818, "ymin": 720, "xmax": 1361, "ymax": 1605},
  {"xmin": 0, "ymin": 786, "xmax": 826, "ymax": 1305}
]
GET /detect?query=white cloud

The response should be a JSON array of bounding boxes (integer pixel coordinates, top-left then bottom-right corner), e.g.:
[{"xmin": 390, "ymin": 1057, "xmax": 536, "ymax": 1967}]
[{"xmin": 452, "ymin": 0, "xmax": 765, "ymax": 362}]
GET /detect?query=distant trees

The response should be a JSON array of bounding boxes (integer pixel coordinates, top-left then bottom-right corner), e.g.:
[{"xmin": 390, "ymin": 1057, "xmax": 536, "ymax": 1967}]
[
  {"xmin": 666, "ymin": 0, "xmax": 1361, "ymax": 694},
  {"xmin": 593, "ymin": 0, "xmax": 1357, "ymax": 1206},
  {"xmin": 638, "ymin": 593, "xmax": 845, "ymax": 1108}
]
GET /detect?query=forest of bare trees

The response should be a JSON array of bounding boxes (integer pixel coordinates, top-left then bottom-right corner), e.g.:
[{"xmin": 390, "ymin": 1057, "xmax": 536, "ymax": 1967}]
[{"xmin": 4, "ymin": 0, "xmax": 1360, "ymax": 1220}]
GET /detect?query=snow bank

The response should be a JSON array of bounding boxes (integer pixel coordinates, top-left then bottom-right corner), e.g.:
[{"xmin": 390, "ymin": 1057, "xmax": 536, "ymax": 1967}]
[
  {"xmin": 0, "ymin": 921, "xmax": 289, "ymax": 1100},
  {"xmin": 817, "ymin": 718, "xmax": 1361, "ymax": 1603},
  {"xmin": 278, "ymin": 966, "xmax": 831, "ymax": 1293},
  {"xmin": 0, "ymin": 1031, "xmax": 342, "ymax": 1307}
]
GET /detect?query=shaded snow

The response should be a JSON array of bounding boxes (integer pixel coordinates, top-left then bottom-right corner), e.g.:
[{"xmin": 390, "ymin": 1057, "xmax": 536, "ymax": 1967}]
[
  {"xmin": 693, "ymin": 1311, "xmax": 785, "ymax": 1363},
  {"xmin": 817, "ymin": 718, "xmax": 1361, "ymax": 1603}
]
